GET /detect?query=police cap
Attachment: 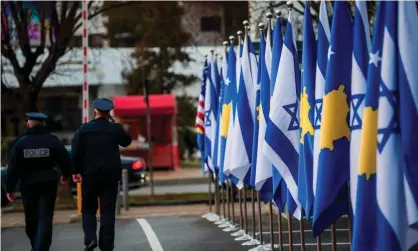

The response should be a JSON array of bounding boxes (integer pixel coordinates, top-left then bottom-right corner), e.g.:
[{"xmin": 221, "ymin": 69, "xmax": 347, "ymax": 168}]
[
  {"xmin": 92, "ymin": 98, "xmax": 114, "ymax": 112},
  {"xmin": 25, "ymin": 112, "xmax": 48, "ymax": 121}
]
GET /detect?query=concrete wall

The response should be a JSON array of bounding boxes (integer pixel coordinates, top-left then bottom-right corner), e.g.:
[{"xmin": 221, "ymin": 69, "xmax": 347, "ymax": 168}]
[{"xmin": 180, "ymin": 1, "xmax": 226, "ymax": 46}]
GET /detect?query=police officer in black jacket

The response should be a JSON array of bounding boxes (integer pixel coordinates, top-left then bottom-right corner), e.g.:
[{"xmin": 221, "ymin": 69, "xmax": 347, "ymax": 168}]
[
  {"xmin": 71, "ymin": 98, "xmax": 132, "ymax": 251},
  {"xmin": 6, "ymin": 112, "xmax": 71, "ymax": 251}
]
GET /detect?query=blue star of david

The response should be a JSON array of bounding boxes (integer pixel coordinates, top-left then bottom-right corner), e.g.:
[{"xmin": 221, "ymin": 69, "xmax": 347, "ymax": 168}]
[
  {"xmin": 350, "ymin": 94, "xmax": 366, "ymax": 130},
  {"xmin": 205, "ymin": 110, "xmax": 212, "ymax": 127},
  {"xmin": 283, "ymin": 102, "xmax": 299, "ymax": 131},
  {"xmin": 314, "ymin": 99, "xmax": 323, "ymax": 129},
  {"xmin": 377, "ymin": 82, "xmax": 398, "ymax": 153}
]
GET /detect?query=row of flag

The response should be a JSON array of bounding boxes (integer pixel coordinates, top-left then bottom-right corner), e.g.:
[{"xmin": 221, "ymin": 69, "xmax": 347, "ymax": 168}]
[{"xmin": 195, "ymin": 1, "xmax": 418, "ymax": 250}]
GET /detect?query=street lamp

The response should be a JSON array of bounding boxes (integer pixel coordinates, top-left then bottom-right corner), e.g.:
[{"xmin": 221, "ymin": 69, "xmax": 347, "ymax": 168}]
[{"xmin": 142, "ymin": 65, "xmax": 158, "ymax": 197}]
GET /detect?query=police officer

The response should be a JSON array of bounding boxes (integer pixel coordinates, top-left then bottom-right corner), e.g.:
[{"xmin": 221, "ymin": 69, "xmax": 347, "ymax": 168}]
[
  {"xmin": 6, "ymin": 112, "xmax": 71, "ymax": 251},
  {"xmin": 71, "ymin": 98, "xmax": 132, "ymax": 251}
]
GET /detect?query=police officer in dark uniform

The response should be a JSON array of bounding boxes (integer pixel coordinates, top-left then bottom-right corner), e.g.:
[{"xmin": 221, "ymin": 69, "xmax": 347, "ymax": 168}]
[
  {"xmin": 6, "ymin": 112, "xmax": 71, "ymax": 251},
  {"xmin": 71, "ymin": 98, "xmax": 132, "ymax": 251}
]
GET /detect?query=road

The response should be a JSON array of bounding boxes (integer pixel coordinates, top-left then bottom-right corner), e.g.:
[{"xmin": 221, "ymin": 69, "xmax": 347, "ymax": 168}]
[
  {"xmin": 1, "ymin": 216, "xmax": 250, "ymax": 251},
  {"xmin": 1, "ymin": 213, "xmax": 355, "ymax": 251}
]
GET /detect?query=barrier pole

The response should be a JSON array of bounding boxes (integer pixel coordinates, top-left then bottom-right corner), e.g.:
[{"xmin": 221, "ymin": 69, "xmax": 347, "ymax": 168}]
[
  {"xmin": 122, "ymin": 169, "xmax": 129, "ymax": 211},
  {"xmin": 77, "ymin": 0, "xmax": 100, "ymax": 217},
  {"xmin": 116, "ymin": 183, "xmax": 121, "ymax": 216}
]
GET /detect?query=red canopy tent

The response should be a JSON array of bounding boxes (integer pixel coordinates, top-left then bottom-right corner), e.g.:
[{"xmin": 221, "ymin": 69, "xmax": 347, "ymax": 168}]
[{"xmin": 113, "ymin": 94, "xmax": 180, "ymax": 170}]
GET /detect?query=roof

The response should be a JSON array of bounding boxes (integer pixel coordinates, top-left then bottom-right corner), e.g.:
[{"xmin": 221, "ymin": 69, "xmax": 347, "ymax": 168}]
[
  {"xmin": 113, "ymin": 94, "xmax": 177, "ymax": 117},
  {"xmin": 1, "ymin": 46, "xmax": 225, "ymax": 89},
  {"xmin": 2, "ymin": 48, "xmax": 135, "ymax": 88}
]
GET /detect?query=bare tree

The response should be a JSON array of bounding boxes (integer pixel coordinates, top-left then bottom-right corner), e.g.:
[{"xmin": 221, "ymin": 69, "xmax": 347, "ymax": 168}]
[
  {"xmin": 1, "ymin": 1, "xmax": 135, "ymax": 114},
  {"xmin": 1, "ymin": 0, "xmax": 136, "ymax": 206}
]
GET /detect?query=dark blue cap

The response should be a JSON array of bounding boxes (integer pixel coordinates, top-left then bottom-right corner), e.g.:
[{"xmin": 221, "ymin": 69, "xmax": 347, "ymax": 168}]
[
  {"xmin": 25, "ymin": 112, "xmax": 48, "ymax": 121},
  {"xmin": 93, "ymin": 98, "xmax": 114, "ymax": 112}
]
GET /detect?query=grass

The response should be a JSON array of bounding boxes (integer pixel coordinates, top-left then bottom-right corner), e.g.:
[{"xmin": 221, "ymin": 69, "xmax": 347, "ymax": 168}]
[{"xmin": 180, "ymin": 159, "xmax": 202, "ymax": 169}]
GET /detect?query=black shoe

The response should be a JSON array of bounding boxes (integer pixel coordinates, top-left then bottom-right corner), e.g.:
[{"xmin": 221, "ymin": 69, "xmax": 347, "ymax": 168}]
[{"xmin": 84, "ymin": 241, "xmax": 98, "ymax": 251}]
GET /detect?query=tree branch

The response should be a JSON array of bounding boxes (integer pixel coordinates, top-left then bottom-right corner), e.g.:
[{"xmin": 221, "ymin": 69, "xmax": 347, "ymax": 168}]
[
  {"xmin": 60, "ymin": 1, "xmax": 68, "ymax": 23},
  {"xmin": 72, "ymin": 1, "xmax": 138, "ymax": 35},
  {"xmin": 13, "ymin": 2, "xmax": 32, "ymax": 59},
  {"xmin": 1, "ymin": 3, "xmax": 22, "ymax": 77},
  {"xmin": 34, "ymin": 3, "xmax": 46, "ymax": 58},
  {"xmin": 49, "ymin": 2, "xmax": 59, "ymax": 47}
]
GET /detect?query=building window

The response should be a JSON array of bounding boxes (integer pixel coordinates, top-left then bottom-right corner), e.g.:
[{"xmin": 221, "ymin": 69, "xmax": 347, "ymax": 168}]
[{"xmin": 200, "ymin": 16, "xmax": 222, "ymax": 32}]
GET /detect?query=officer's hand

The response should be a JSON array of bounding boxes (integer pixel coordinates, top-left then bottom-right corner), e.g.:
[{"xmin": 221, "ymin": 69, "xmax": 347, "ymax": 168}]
[
  {"xmin": 72, "ymin": 174, "xmax": 82, "ymax": 183},
  {"xmin": 61, "ymin": 176, "xmax": 68, "ymax": 185},
  {"xmin": 6, "ymin": 193, "xmax": 15, "ymax": 202}
]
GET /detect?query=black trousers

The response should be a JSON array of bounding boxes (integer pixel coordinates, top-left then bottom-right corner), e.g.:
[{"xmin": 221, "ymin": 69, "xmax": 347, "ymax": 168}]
[
  {"xmin": 20, "ymin": 181, "xmax": 58, "ymax": 251},
  {"xmin": 82, "ymin": 177, "xmax": 119, "ymax": 251}
]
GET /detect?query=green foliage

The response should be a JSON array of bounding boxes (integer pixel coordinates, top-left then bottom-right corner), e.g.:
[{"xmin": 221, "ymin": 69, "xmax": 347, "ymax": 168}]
[
  {"xmin": 103, "ymin": 1, "xmax": 196, "ymax": 94},
  {"xmin": 103, "ymin": 1, "xmax": 198, "ymax": 158},
  {"xmin": 176, "ymin": 95, "xmax": 198, "ymax": 160}
]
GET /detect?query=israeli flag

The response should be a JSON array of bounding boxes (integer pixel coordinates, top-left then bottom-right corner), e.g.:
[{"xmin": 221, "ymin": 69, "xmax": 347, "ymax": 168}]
[
  {"xmin": 204, "ymin": 55, "xmax": 220, "ymax": 174},
  {"xmin": 255, "ymin": 23, "xmax": 274, "ymax": 203},
  {"xmin": 263, "ymin": 9, "xmax": 302, "ymax": 220},
  {"xmin": 375, "ymin": 2, "xmax": 418, "ymax": 250},
  {"xmin": 229, "ymin": 33, "xmax": 258, "ymax": 186}
]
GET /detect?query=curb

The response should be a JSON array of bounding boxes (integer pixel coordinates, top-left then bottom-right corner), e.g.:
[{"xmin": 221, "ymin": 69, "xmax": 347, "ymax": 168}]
[{"xmin": 153, "ymin": 177, "xmax": 207, "ymax": 186}]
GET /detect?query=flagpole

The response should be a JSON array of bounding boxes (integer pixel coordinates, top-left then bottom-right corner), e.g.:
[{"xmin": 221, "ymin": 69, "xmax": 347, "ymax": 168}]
[
  {"xmin": 278, "ymin": 208, "xmax": 284, "ymax": 251},
  {"xmin": 264, "ymin": 12, "xmax": 275, "ymax": 251},
  {"xmin": 236, "ymin": 29, "xmax": 244, "ymax": 236},
  {"xmin": 225, "ymin": 36, "xmax": 237, "ymax": 233},
  {"xmin": 242, "ymin": 20, "xmax": 251, "ymax": 241},
  {"xmin": 232, "ymin": 30, "xmax": 247, "ymax": 239},
  {"xmin": 288, "ymin": 212, "xmax": 293, "ymax": 251},
  {"xmin": 211, "ymin": 49, "xmax": 221, "ymax": 218},
  {"xmin": 300, "ymin": 211, "xmax": 306, "ymax": 251},
  {"xmin": 223, "ymin": 40, "xmax": 231, "ymax": 228},
  {"xmin": 347, "ymin": 185, "xmax": 352, "ymax": 250},
  {"xmin": 220, "ymin": 42, "xmax": 229, "ymax": 228}
]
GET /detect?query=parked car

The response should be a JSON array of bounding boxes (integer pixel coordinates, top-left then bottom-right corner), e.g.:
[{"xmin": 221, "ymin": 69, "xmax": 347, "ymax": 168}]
[{"xmin": 1, "ymin": 146, "xmax": 147, "ymax": 206}]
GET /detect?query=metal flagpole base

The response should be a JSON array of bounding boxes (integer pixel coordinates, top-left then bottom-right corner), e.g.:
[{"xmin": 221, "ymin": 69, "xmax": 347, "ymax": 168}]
[
  {"xmin": 235, "ymin": 234, "xmax": 252, "ymax": 241},
  {"xmin": 242, "ymin": 238, "xmax": 260, "ymax": 246},
  {"xmin": 248, "ymin": 244, "xmax": 272, "ymax": 251},
  {"xmin": 223, "ymin": 224, "xmax": 239, "ymax": 232},
  {"xmin": 218, "ymin": 220, "xmax": 232, "ymax": 228},
  {"xmin": 231, "ymin": 229, "xmax": 246, "ymax": 236},
  {"xmin": 215, "ymin": 218, "xmax": 227, "ymax": 225},
  {"xmin": 204, "ymin": 213, "xmax": 221, "ymax": 222}
]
